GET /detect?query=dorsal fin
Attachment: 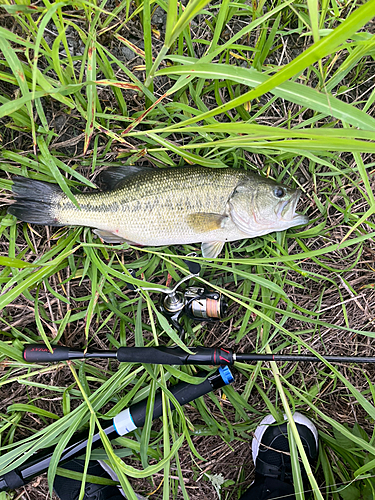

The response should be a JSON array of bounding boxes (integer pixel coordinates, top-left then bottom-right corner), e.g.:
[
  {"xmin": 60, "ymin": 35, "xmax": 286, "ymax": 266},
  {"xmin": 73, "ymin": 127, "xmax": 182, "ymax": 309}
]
[{"xmin": 98, "ymin": 166, "xmax": 155, "ymax": 191}]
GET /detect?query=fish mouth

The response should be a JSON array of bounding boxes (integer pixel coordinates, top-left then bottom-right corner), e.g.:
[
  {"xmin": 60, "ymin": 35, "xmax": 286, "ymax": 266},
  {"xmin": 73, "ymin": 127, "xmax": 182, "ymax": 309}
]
[{"xmin": 277, "ymin": 189, "xmax": 309, "ymax": 225}]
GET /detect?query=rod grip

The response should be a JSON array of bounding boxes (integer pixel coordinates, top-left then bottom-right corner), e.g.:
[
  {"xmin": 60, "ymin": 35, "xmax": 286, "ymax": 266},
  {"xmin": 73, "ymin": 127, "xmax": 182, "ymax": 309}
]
[
  {"xmin": 117, "ymin": 368, "xmax": 233, "ymax": 431},
  {"xmin": 116, "ymin": 346, "xmax": 234, "ymax": 366},
  {"xmin": 23, "ymin": 345, "xmax": 70, "ymax": 362}
]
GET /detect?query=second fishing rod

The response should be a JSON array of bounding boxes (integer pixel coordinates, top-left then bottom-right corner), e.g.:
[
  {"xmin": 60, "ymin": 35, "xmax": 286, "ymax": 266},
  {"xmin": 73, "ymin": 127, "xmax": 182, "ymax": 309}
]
[{"xmin": 0, "ymin": 367, "xmax": 233, "ymax": 492}]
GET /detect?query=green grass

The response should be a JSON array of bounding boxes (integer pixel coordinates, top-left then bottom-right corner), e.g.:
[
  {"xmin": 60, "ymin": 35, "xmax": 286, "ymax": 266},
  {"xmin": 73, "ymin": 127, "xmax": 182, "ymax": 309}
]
[{"xmin": 0, "ymin": 0, "xmax": 375, "ymax": 499}]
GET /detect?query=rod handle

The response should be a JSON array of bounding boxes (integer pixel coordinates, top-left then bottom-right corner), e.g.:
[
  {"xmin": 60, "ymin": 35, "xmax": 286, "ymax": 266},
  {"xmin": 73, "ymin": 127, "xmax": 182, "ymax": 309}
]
[
  {"xmin": 116, "ymin": 346, "xmax": 234, "ymax": 366},
  {"xmin": 115, "ymin": 367, "xmax": 234, "ymax": 432},
  {"xmin": 23, "ymin": 344, "xmax": 71, "ymax": 362}
]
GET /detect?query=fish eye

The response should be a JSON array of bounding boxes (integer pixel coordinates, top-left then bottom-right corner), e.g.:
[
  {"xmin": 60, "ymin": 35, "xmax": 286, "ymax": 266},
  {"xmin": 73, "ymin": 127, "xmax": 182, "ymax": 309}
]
[{"xmin": 274, "ymin": 187, "xmax": 285, "ymax": 198}]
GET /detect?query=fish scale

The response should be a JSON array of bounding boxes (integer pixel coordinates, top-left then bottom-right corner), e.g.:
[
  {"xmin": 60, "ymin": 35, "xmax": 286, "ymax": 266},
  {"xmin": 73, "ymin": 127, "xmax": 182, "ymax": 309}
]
[
  {"xmin": 8, "ymin": 166, "xmax": 309, "ymax": 258},
  {"xmin": 53, "ymin": 168, "xmax": 242, "ymax": 244}
]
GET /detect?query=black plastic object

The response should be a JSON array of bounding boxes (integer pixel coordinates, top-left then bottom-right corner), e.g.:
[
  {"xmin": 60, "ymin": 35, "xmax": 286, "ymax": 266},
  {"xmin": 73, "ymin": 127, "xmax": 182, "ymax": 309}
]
[
  {"xmin": 124, "ymin": 269, "xmax": 137, "ymax": 291},
  {"xmin": 116, "ymin": 346, "xmax": 234, "ymax": 366},
  {"xmin": 23, "ymin": 344, "xmax": 117, "ymax": 363},
  {"xmin": 24, "ymin": 345, "xmax": 73, "ymax": 362},
  {"xmin": 23, "ymin": 344, "xmax": 234, "ymax": 366},
  {"xmin": 183, "ymin": 257, "xmax": 201, "ymax": 275},
  {"xmin": 0, "ymin": 369, "xmax": 233, "ymax": 492},
  {"xmin": 129, "ymin": 368, "xmax": 230, "ymax": 426}
]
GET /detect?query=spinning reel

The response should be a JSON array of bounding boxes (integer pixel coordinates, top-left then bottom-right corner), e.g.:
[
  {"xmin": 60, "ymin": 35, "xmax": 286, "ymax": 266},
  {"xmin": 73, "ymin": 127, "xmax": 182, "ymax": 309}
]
[{"xmin": 126, "ymin": 256, "xmax": 228, "ymax": 336}]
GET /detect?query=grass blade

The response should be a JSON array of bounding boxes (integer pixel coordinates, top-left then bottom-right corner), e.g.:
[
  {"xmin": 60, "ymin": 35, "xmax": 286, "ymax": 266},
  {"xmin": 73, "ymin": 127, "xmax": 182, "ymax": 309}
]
[{"xmin": 84, "ymin": 35, "xmax": 97, "ymax": 154}]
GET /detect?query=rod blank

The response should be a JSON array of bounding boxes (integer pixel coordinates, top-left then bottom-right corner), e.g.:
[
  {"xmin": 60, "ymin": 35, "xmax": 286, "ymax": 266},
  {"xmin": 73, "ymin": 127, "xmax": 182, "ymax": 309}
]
[{"xmin": 235, "ymin": 353, "xmax": 375, "ymax": 364}]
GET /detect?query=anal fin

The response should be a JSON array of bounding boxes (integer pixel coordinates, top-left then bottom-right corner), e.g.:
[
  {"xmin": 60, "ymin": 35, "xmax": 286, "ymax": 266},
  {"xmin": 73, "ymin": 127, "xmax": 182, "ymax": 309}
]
[{"xmin": 93, "ymin": 229, "xmax": 138, "ymax": 245}]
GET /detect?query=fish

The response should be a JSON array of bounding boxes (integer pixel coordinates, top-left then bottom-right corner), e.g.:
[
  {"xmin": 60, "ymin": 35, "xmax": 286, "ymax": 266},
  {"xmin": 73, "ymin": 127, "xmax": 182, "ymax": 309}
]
[{"xmin": 8, "ymin": 165, "xmax": 309, "ymax": 258}]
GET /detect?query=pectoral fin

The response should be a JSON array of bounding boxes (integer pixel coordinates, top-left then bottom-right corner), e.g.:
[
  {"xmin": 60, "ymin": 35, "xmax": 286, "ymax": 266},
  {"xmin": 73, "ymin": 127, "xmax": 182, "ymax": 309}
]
[
  {"xmin": 186, "ymin": 213, "xmax": 228, "ymax": 233},
  {"xmin": 93, "ymin": 229, "xmax": 138, "ymax": 245},
  {"xmin": 201, "ymin": 241, "xmax": 225, "ymax": 259}
]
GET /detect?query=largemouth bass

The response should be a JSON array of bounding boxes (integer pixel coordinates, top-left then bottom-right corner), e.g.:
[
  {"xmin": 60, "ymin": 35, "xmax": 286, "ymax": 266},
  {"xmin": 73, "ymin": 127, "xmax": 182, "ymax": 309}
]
[{"xmin": 8, "ymin": 165, "xmax": 308, "ymax": 258}]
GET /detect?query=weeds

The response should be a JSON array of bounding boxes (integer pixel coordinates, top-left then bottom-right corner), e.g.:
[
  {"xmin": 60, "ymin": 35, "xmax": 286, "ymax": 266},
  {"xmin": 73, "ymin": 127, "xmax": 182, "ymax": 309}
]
[{"xmin": 0, "ymin": 0, "xmax": 375, "ymax": 499}]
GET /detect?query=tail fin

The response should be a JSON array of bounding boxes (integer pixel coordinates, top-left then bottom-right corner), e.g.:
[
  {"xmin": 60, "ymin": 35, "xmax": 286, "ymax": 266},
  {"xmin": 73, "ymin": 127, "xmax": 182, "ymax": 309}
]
[{"xmin": 8, "ymin": 177, "xmax": 64, "ymax": 226}]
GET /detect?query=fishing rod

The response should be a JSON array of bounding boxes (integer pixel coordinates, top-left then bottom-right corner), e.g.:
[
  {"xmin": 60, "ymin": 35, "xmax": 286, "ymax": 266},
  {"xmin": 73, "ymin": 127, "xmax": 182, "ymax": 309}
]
[
  {"xmin": 23, "ymin": 344, "xmax": 375, "ymax": 365},
  {"xmin": 0, "ymin": 367, "xmax": 234, "ymax": 492}
]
